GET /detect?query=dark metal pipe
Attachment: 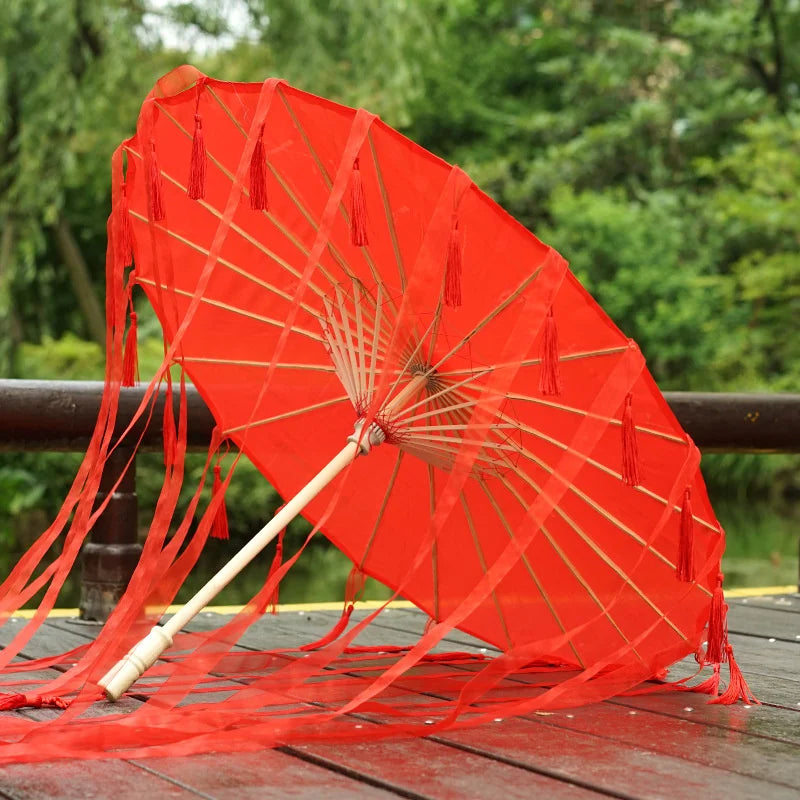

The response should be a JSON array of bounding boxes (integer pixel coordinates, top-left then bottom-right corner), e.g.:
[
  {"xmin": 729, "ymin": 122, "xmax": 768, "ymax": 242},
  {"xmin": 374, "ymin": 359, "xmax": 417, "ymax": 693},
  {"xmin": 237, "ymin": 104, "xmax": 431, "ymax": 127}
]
[{"xmin": 0, "ymin": 379, "xmax": 798, "ymax": 453}]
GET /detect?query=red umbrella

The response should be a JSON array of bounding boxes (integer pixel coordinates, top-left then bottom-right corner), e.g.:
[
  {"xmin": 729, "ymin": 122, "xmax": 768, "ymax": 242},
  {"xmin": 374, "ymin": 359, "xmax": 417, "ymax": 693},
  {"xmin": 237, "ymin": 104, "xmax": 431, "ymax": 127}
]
[{"xmin": 0, "ymin": 66, "xmax": 753, "ymax": 761}]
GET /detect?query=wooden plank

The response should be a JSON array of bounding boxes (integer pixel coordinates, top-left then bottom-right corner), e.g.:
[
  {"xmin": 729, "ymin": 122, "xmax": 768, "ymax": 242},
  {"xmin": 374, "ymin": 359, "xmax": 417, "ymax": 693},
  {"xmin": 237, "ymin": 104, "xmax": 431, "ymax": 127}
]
[
  {"xmin": 0, "ymin": 760, "xmax": 202, "ymax": 800},
  {"xmin": 227, "ymin": 608, "xmax": 800, "ymax": 795},
  {"xmin": 519, "ymin": 698, "xmax": 800, "ymax": 789},
  {"xmin": 3, "ymin": 603, "xmax": 799, "ymax": 800},
  {"xmin": 435, "ymin": 716, "xmax": 800, "ymax": 800},
  {"xmin": 729, "ymin": 594, "xmax": 800, "ymax": 615},
  {"xmin": 612, "ymin": 694, "xmax": 800, "ymax": 745},
  {"xmin": 727, "ymin": 602, "xmax": 800, "ymax": 639},
  {"xmin": 133, "ymin": 751, "xmax": 409, "ymax": 800},
  {"xmin": 290, "ymin": 736, "xmax": 605, "ymax": 800}
]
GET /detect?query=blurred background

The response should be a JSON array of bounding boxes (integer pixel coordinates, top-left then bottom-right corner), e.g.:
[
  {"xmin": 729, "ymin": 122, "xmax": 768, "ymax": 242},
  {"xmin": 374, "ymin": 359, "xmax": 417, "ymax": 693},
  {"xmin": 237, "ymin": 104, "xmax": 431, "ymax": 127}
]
[{"xmin": 0, "ymin": 0, "xmax": 797, "ymax": 601}]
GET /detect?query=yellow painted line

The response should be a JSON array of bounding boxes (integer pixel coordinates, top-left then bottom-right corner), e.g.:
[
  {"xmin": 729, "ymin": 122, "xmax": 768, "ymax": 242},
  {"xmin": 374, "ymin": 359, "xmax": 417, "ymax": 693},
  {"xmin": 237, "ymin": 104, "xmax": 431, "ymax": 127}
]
[
  {"xmin": 9, "ymin": 588, "xmax": 796, "ymax": 620},
  {"xmin": 725, "ymin": 585, "xmax": 797, "ymax": 598},
  {"xmin": 9, "ymin": 599, "xmax": 417, "ymax": 620}
]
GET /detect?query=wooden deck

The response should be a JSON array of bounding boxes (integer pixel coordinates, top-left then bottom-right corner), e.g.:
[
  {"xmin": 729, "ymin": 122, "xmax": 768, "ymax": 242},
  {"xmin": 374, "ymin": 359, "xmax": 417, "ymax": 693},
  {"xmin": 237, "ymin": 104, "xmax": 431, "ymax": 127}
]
[{"xmin": 1, "ymin": 593, "xmax": 799, "ymax": 799}]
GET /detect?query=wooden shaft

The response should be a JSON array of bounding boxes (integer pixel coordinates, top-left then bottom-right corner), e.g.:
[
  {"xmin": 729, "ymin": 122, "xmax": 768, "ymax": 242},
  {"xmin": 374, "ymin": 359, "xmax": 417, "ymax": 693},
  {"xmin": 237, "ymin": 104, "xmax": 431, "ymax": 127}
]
[
  {"xmin": 384, "ymin": 374, "xmax": 427, "ymax": 416},
  {"xmin": 99, "ymin": 440, "xmax": 361, "ymax": 700}
]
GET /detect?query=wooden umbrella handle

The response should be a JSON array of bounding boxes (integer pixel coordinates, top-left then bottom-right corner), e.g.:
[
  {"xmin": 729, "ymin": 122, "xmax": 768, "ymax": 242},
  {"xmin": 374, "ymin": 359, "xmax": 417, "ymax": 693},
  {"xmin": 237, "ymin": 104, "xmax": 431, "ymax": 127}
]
[{"xmin": 100, "ymin": 439, "xmax": 364, "ymax": 700}]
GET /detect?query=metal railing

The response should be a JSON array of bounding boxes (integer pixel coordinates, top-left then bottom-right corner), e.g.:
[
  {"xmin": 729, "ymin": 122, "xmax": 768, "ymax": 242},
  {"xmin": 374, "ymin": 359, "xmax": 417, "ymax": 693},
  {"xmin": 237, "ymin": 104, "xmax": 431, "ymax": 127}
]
[{"xmin": 2, "ymin": 379, "xmax": 799, "ymax": 618}]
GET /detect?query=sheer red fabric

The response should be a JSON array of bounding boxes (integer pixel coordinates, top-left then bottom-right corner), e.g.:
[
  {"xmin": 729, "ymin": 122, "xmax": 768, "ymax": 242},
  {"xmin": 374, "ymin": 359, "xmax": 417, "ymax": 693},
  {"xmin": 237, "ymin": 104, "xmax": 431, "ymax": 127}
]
[{"xmin": 0, "ymin": 66, "xmax": 752, "ymax": 763}]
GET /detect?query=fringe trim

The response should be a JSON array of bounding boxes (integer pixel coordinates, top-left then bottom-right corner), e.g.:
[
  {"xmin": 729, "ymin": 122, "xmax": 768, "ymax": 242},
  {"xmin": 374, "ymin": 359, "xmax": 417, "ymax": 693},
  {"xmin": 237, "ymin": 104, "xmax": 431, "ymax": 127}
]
[
  {"xmin": 349, "ymin": 158, "xmax": 368, "ymax": 246},
  {"xmin": 117, "ymin": 182, "xmax": 133, "ymax": 267},
  {"xmin": 705, "ymin": 572, "xmax": 727, "ymax": 664},
  {"xmin": 266, "ymin": 527, "xmax": 285, "ymax": 614},
  {"xmin": 188, "ymin": 113, "xmax": 206, "ymax": 200},
  {"xmin": 677, "ymin": 488, "xmax": 695, "ymax": 581},
  {"xmin": 299, "ymin": 603, "xmax": 354, "ymax": 651},
  {"xmin": 149, "ymin": 141, "xmax": 165, "ymax": 221},
  {"xmin": 538, "ymin": 306, "xmax": 561, "ymax": 396},
  {"xmin": 621, "ymin": 393, "xmax": 641, "ymax": 486},
  {"xmin": 0, "ymin": 693, "xmax": 68, "ymax": 711},
  {"xmin": 122, "ymin": 311, "xmax": 139, "ymax": 387},
  {"xmin": 210, "ymin": 464, "xmax": 229, "ymax": 540},
  {"xmin": 444, "ymin": 216, "xmax": 462, "ymax": 308},
  {"xmin": 249, "ymin": 124, "xmax": 268, "ymax": 210},
  {"xmin": 709, "ymin": 645, "xmax": 759, "ymax": 705}
]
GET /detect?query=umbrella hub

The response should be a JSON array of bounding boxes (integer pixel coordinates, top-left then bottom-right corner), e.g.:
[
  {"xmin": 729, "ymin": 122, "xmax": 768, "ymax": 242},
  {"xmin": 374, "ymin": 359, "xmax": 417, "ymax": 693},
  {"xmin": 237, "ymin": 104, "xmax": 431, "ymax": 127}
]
[{"xmin": 347, "ymin": 418, "xmax": 387, "ymax": 455}]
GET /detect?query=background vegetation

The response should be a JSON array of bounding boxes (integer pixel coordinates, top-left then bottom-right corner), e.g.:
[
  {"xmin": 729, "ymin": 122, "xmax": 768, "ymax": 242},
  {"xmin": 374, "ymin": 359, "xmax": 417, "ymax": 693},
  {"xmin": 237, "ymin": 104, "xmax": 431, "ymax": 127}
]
[{"xmin": 1, "ymin": 1, "xmax": 797, "ymax": 594}]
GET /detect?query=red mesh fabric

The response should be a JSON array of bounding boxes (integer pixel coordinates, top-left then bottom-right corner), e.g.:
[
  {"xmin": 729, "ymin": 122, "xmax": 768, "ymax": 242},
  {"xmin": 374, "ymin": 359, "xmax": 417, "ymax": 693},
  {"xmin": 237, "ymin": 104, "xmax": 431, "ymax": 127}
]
[{"xmin": 0, "ymin": 67, "xmax": 742, "ymax": 763}]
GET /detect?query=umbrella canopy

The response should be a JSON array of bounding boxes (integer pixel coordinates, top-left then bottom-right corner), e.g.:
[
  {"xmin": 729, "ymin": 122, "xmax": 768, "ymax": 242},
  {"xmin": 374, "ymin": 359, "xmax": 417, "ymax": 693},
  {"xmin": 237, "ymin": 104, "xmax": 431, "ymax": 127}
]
[
  {"xmin": 0, "ymin": 67, "xmax": 751, "ymax": 762},
  {"xmin": 125, "ymin": 66, "xmax": 720, "ymax": 666}
]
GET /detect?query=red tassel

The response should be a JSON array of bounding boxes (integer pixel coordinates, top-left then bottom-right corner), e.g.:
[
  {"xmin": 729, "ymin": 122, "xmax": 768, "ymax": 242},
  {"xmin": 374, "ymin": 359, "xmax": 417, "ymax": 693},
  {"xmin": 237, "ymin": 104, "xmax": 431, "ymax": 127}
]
[
  {"xmin": 345, "ymin": 565, "xmax": 367, "ymax": 605},
  {"xmin": 677, "ymin": 488, "xmax": 695, "ymax": 581},
  {"xmin": 299, "ymin": 603, "xmax": 354, "ymax": 651},
  {"xmin": 709, "ymin": 645, "xmax": 759, "ymax": 705},
  {"xmin": 0, "ymin": 693, "xmax": 68, "ymax": 711},
  {"xmin": 163, "ymin": 389, "xmax": 176, "ymax": 469},
  {"xmin": 621, "ymin": 393, "xmax": 641, "ymax": 486},
  {"xmin": 349, "ymin": 158, "xmax": 368, "ymax": 246},
  {"xmin": 444, "ymin": 215, "xmax": 462, "ymax": 307},
  {"xmin": 149, "ymin": 141, "xmax": 165, "ymax": 221},
  {"xmin": 188, "ymin": 113, "xmax": 206, "ymax": 200},
  {"xmin": 249, "ymin": 125, "xmax": 268, "ymax": 210},
  {"xmin": 118, "ymin": 182, "xmax": 133, "ymax": 267},
  {"xmin": 691, "ymin": 663, "xmax": 721, "ymax": 697},
  {"xmin": 705, "ymin": 572, "xmax": 727, "ymax": 664},
  {"xmin": 538, "ymin": 306, "xmax": 561, "ymax": 396},
  {"xmin": 0, "ymin": 693, "xmax": 27, "ymax": 710},
  {"xmin": 122, "ymin": 311, "xmax": 139, "ymax": 387},
  {"xmin": 267, "ymin": 527, "xmax": 285, "ymax": 614},
  {"xmin": 210, "ymin": 464, "xmax": 229, "ymax": 540}
]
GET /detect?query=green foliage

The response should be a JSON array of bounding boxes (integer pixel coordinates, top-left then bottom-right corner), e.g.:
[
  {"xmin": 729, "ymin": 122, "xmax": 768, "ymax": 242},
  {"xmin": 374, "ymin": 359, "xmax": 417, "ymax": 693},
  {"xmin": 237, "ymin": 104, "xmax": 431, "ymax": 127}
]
[{"xmin": 1, "ymin": 0, "xmax": 798, "ymax": 580}]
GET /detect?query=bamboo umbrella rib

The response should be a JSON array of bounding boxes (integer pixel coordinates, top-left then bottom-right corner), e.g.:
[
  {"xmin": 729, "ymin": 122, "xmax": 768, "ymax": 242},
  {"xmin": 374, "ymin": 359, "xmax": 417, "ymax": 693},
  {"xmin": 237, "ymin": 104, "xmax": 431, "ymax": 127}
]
[
  {"xmin": 158, "ymin": 93, "xmax": 336, "ymax": 296},
  {"xmin": 321, "ymin": 298, "xmax": 360, "ymax": 404},
  {"xmin": 441, "ymin": 397, "xmax": 695, "ymax": 638},
  {"xmin": 433, "ymin": 398, "xmax": 673, "ymax": 653},
  {"xmin": 222, "ymin": 394, "xmax": 351, "ymax": 435},
  {"xmin": 353, "ymin": 280, "xmax": 368, "ymax": 401},
  {"xmin": 212, "ymin": 84, "xmax": 393, "ymax": 325},
  {"xmin": 514, "ymin": 417, "xmax": 716, "ymax": 532},
  {"xmin": 129, "ymin": 210, "xmax": 327, "ymax": 324},
  {"xmin": 428, "ymin": 464, "xmax": 441, "ymax": 624},
  {"xmin": 510, "ymin": 440, "xmax": 711, "ymax": 599},
  {"xmin": 321, "ymin": 323, "xmax": 359, "ymax": 406},
  {"xmin": 358, "ymin": 450, "xmax": 405, "ymax": 570},
  {"xmin": 335, "ymin": 286, "xmax": 364, "ymax": 403},
  {"xmin": 393, "ymin": 368, "xmax": 496, "ymax": 422},
  {"xmin": 431, "ymin": 265, "xmax": 546, "ymax": 373},
  {"xmin": 539, "ymin": 526, "xmax": 646, "ymax": 663},
  {"xmin": 178, "ymin": 356, "xmax": 337, "ymax": 373},
  {"xmin": 506, "ymin": 391, "xmax": 687, "ymax": 445},
  {"xmin": 403, "ymin": 433, "xmax": 519, "ymax": 452},
  {"xmin": 436, "ymin": 346, "xmax": 629, "ymax": 377},
  {"xmin": 459, "ymin": 492, "xmax": 514, "ymax": 650},
  {"xmin": 367, "ymin": 130, "xmax": 407, "ymax": 291},
  {"xmin": 136, "ymin": 277, "xmax": 324, "ymax": 343},
  {"xmin": 367, "ymin": 285, "xmax": 383, "ymax": 402},
  {"xmin": 276, "ymin": 87, "xmax": 394, "ymax": 309},
  {"xmin": 493, "ymin": 471, "xmax": 689, "ymax": 642},
  {"xmin": 321, "ymin": 285, "xmax": 394, "ymax": 371},
  {"xmin": 126, "ymin": 138, "xmax": 329, "ymax": 304},
  {"xmin": 476, "ymin": 478, "xmax": 586, "ymax": 668},
  {"xmin": 150, "ymin": 99, "xmax": 394, "ymax": 339},
  {"xmin": 399, "ymin": 439, "xmax": 506, "ymax": 471},
  {"xmin": 447, "ymin": 384, "xmax": 717, "ymax": 534},
  {"xmin": 381, "ymin": 315, "xmax": 441, "ymax": 410}
]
